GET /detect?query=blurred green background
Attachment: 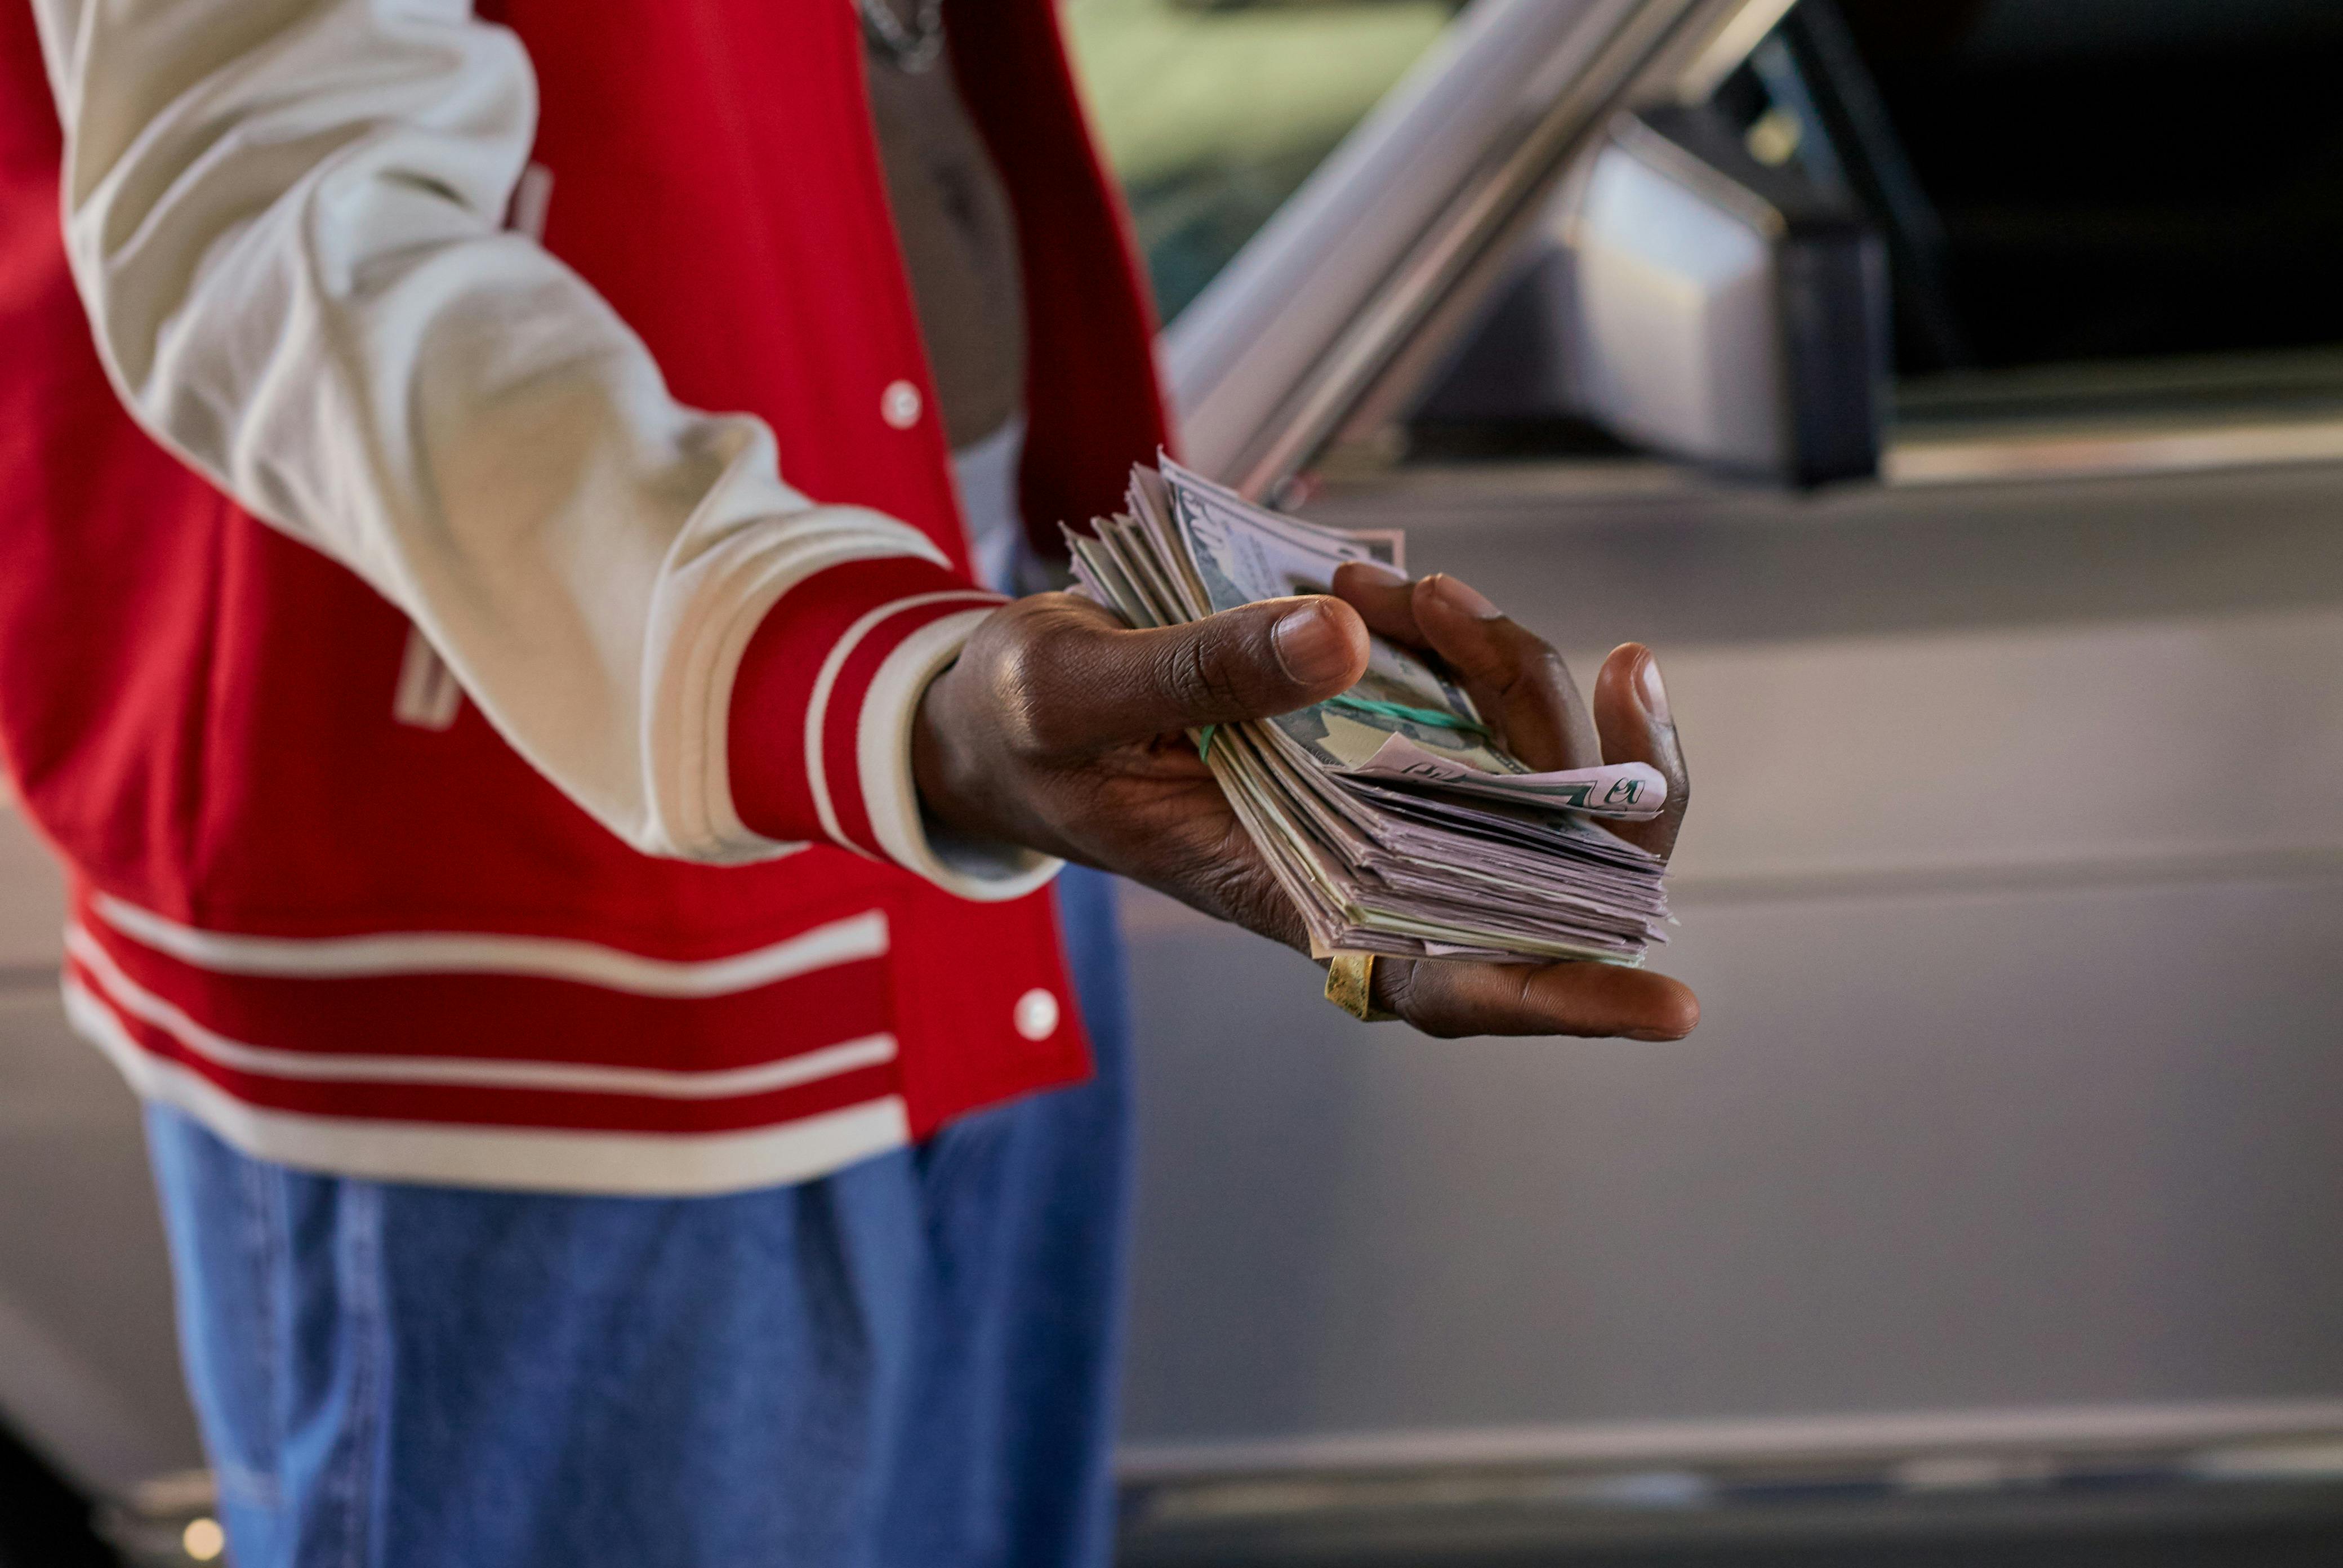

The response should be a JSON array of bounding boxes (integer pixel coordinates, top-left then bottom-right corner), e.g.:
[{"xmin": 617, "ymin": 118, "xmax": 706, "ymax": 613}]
[{"xmin": 1062, "ymin": 0, "xmax": 1462, "ymax": 320}]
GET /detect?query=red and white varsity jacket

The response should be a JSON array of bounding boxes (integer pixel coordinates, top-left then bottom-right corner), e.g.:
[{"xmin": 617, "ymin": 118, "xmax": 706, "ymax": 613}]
[{"xmin": 0, "ymin": 0, "xmax": 1169, "ymax": 1193}]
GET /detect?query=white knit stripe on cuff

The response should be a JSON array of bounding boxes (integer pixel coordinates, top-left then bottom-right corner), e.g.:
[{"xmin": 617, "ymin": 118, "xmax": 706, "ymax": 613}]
[
  {"xmin": 801, "ymin": 590, "xmax": 1003, "ymax": 861},
  {"xmin": 855, "ymin": 605, "xmax": 1061, "ymax": 902}
]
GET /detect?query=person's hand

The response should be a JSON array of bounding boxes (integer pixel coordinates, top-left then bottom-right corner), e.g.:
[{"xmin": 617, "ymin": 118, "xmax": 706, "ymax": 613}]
[{"xmin": 910, "ymin": 568, "xmax": 1696, "ymax": 1040}]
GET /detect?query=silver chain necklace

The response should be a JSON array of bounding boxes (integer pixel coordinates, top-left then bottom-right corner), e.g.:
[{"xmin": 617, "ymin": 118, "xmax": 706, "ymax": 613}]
[{"xmin": 858, "ymin": 0, "xmax": 946, "ymax": 73}]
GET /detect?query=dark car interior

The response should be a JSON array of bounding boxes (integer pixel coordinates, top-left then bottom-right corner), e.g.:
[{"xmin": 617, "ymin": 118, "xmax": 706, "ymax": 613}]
[{"xmin": 1408, "ymin": 0, "xmax": 2343, "ymax": 464}]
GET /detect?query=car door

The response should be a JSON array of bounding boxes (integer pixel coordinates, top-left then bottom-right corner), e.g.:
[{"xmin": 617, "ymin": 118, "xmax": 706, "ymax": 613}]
[{"xmin": 1081, "ymin": 0, "xmax": 2343, "ymax": 1556}]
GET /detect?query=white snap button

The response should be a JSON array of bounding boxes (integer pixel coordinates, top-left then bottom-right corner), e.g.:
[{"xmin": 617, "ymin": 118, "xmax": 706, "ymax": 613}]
[
  {"xmin": 881, "ymin": 380, "xmax": 923, "ymax": 430},
  {"xmin": 1013, "ymin": 987, "xmax": 1059, "ymax": 1042}
]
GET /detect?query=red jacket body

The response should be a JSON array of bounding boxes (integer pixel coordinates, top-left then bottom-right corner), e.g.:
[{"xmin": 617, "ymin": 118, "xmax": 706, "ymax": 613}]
[{"xmin": 0, "ymin": 0, "xmax": 1168, "ymax": 1193}]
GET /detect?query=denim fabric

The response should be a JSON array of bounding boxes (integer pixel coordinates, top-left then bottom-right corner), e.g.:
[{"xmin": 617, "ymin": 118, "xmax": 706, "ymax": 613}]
[{"xmin": 143, "ymin": 866, "xmax": 1133, "ymax": 1568}]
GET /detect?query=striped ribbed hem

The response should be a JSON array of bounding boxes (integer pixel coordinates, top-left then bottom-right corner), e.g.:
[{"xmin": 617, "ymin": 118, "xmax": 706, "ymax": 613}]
[{"xmin": 61, "ymin": 892, "xmax": 915, "ymax": 1196}]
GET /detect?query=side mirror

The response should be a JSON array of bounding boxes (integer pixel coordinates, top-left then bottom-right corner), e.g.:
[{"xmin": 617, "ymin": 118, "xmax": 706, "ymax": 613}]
[{"xmin": 1417, "ymin": 103, "xmax": 1890, "ymax": 487}]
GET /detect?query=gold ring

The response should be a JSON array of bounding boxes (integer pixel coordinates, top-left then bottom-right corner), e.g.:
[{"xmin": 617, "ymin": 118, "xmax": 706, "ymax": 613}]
[{"xmin": 1325, "ymin": 953, "xmax": 1401, "ymax": 1022}]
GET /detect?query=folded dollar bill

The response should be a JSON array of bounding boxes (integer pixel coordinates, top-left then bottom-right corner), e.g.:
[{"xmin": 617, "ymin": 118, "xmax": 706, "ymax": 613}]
[{"xmin": 1066, "ymin": 457, "xmax": 1672, "ymax": 967}]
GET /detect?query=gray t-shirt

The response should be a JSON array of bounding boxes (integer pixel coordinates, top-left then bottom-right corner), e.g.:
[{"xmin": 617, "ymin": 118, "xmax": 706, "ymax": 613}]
[
  {"xmin": 861, "ymin": 14, "xmax": 1027, "ymax": 454},
  {"xmin": 863, "ymin": 13, "xmax": 1046, "ymax": 867}
]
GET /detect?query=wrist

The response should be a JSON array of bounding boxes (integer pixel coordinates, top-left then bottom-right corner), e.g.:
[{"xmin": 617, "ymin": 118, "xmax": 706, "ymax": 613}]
[{"xmin": 911, "ymin": 658, "xmax": 996, "ymax": 842}]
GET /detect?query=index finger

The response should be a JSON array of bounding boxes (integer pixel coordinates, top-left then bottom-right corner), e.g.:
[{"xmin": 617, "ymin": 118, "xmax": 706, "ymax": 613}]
[
  {"xmin": 1330, "ymin": 559, "xmax": 1426, "ymax": 645},
  {"xmin": 1331, "ymin": 564, "xmax": 1599, "ymax": 771}
]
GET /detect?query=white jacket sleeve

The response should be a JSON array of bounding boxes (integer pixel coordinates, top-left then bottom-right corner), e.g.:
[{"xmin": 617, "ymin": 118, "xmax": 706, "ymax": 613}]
[{"xmin": 29, "ymin": 0, "xmax": 1055, "ymax": 899}]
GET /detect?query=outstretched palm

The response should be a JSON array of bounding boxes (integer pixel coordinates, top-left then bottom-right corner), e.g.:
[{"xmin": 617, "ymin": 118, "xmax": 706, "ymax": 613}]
[{"xmin": 912, "ymin": 566, "xmax": 1695, "ymax": 1040}]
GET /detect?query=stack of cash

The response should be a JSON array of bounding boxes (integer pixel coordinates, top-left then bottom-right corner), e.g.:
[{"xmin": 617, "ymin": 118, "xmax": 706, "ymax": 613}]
[{"xmin": 1066, "ymin": 458, "xmax": 1672, "ymax": 966}]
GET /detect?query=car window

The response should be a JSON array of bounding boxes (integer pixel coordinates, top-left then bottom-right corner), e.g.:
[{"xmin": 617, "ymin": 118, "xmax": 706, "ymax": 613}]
[
  {"xmin": 1828, "ymin": 0, "xmax": 2343, "ymax": 377},
  {"xmin": 1671, "ymin": 0, "xmax": 2343, "ymax": 459},
  {"xmin": 1381, "ymin": 0, "xmax": 2343, "ymax": 480},
  {"xmin": 1064, "ymin": 0, "xmax": 1464, "ymax": 322}
]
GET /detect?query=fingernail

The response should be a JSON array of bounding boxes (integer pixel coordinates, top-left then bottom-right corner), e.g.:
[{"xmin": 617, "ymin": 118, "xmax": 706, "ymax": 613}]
[
  {"xmin": 1429, "ymin": 574, "xmax": 1501, "ymax": 620},
  {"xmin": 1272, "ymin": 602, "xmax": 1355, "ymax": 685},
  {"xmin": 1346, "ymin": 559, "xmax": 1409, "ymax": 586},
  {"xmin": 1634, "ymin": 649, "xmax": 1672, "ymax": 727}
]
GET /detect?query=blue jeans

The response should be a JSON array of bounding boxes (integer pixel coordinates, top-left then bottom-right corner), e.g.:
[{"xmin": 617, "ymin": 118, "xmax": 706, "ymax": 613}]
[{"xmin": 142, "ymin": 868, "xmax": 1132, "ymax": 1568}]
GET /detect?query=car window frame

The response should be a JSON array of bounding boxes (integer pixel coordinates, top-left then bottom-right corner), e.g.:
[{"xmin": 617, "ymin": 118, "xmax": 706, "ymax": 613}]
[{"xmin": 1164, "ymin": 0, "xmax": 1799, "ymax": 499}]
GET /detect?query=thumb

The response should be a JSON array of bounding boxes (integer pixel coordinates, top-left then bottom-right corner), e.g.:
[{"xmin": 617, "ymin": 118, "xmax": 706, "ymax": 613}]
[
  {"xmin": 1054, "ymin": 596, "xmax": 1369, "ymax": 750},
  {"xmin": 1593, "ymin": 643, "xmax": 1690, "ymax": 859}
]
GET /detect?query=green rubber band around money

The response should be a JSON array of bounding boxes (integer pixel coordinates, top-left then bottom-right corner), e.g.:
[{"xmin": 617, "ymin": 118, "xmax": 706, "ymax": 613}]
[
  {"xmin": 1194, "ymin": 694, "xmax": 1487, "ymax": 767},
  {"xmin": 1323, "ymin": 693, "xmax": 1494, "ymax": 737}
]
